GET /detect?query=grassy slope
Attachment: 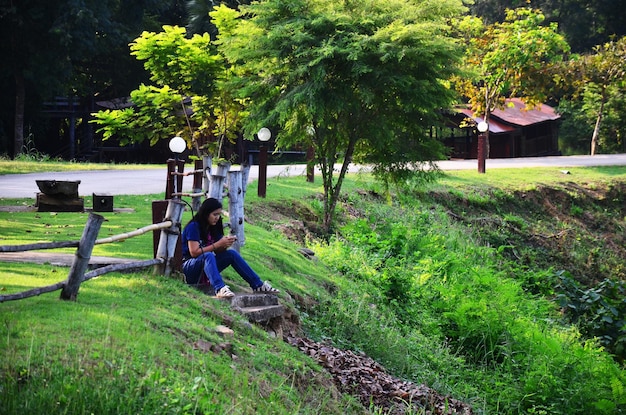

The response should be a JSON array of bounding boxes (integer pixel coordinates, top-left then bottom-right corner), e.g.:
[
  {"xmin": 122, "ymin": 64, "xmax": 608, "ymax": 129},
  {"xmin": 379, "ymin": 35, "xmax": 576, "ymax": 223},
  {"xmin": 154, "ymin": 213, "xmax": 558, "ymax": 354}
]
[
  {"xmin": 0, "ymin": 192, "xmax": 364, "ymax": 414},
  {"xmin": 1, "ymin": 164, "xmax": 626, "ymax": 414}
]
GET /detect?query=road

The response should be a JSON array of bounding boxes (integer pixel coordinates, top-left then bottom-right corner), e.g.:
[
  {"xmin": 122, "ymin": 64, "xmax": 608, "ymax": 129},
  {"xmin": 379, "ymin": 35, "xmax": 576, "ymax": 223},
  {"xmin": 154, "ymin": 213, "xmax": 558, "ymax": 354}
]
[{"xmin": 1, "ymin": 154, "xmax": 626, "ymax": 198}]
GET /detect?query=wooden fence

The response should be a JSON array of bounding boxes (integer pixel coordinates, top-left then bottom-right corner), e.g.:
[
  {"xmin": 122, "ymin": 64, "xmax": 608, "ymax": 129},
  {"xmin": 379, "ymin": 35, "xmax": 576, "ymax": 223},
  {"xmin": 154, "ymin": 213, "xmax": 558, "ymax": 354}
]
[
  {"xmin": 0, "ymin": 199, "xmax": 185, "ymax": 303},
  {"xmin": 1, "ymin": 157, "xmax": 250, "ymax": 303},
  {"xmin": 166, "ymin": 156, "xmax": 250, "ymax": 252}
]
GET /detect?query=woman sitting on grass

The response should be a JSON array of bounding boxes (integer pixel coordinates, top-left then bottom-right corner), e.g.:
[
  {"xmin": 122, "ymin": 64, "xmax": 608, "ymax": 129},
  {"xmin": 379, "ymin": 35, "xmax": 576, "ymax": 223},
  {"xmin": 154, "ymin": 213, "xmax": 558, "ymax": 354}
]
[{"xmin": 181, "ymin": 198, "xmax": 279, "ymax": 298}]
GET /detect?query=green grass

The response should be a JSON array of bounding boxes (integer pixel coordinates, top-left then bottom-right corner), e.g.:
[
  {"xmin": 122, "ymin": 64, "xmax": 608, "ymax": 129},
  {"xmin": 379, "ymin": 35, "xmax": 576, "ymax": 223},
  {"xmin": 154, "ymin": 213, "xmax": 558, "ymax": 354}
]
[
  {"xmin": 2, "ymin": 161, "xmax": 626, "ymax": 414},
  {"xmin": 435, "ymin": 166, "xmax": 626, "ymax": 191},
  {"xmin": 0, "ymin": 158, "xmax": 161, "ymax": 175},
  {"xmin": 1, "ymin": 264, "xmax": 358, "ymax": 414}
]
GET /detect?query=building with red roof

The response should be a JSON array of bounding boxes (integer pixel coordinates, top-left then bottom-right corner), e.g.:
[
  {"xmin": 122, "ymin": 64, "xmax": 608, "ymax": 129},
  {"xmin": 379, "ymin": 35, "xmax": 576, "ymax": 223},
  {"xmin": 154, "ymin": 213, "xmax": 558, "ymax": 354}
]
[{"xmin": 440, "ymin": 98, "xmax": 561, "ymax": 159}]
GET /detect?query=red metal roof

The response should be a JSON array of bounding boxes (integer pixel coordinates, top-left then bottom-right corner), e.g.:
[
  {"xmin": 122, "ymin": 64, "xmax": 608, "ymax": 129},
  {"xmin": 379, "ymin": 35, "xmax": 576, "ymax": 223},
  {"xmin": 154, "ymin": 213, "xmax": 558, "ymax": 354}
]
[
  {"xmin": 492, "ymin": 98, "xmax": 560, "ymax": 126},
  {"xmin": 457, "ymin": 98, "xmax": 560, "ymax": 133},
  {"xmin": 458, "ymin": 108, "xmax": 516, "ymax": 134}
]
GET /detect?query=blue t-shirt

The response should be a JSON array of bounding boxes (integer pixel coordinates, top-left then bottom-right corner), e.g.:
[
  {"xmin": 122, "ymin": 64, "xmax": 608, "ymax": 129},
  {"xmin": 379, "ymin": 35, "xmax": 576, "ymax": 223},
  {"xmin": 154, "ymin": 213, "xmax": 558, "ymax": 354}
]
[{"xmin": 182, "ymin": 221, "xmax": 220, "ymax": 260}]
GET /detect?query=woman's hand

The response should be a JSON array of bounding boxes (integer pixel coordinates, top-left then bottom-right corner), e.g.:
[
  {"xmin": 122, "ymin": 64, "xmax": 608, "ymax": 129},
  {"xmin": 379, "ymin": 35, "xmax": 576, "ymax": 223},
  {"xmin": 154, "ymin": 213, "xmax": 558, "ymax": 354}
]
[{"xmin": 217, "ymin": 235, "xmax": 237, "ymax": 250}]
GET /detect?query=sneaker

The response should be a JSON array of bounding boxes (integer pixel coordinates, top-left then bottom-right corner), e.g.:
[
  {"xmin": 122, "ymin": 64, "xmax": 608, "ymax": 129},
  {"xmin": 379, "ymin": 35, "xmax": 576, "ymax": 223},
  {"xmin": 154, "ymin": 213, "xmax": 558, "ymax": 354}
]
[
  {"xmin": 216, "ymin": 285, "xmax": 235, "ymax": 298},
  {"xmin": 254, "ymin": 281, "xmax": 279, "ymax": 293}
]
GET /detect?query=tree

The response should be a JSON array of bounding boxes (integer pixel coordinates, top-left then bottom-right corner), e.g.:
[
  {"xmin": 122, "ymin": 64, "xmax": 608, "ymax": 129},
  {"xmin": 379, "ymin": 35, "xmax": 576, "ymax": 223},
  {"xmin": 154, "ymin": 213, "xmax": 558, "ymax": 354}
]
[
  {"xmin": 0, "ymin": 0, "xmax": 67, "ymax": 156},
  {"xmin": 453, "ymin": 8, "xmax": 569, "ymax": 160},
  {"xmin": 186, "ymin": 0, "xmax": 249, "ymax": 36},
  {"xmin": 91, "ymin": 25, "xmax": 243, "ymax": 158},
  {"xmin": 563, "ymin": 37, "xmax": 626, "ymax": 155},
  {"xmin": 0, "ymin": 0, "xmax": 184, "ymax": 158},
  {"xmin": 469, "ymin": 0, "xmax": 626, "ymax": 53},
  {"xmin": 213, "ymin": 0, "xmax": 466, "ymax": 232}
]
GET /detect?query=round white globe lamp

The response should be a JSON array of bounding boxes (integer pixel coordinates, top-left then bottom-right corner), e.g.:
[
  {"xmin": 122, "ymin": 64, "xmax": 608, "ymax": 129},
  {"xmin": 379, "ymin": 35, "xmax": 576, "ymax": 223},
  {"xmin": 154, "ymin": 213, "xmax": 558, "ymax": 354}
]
[
  {"xmin": 169, "ymin": 136, "xmax": 186, "ymax": 154},
  {"xmin": 477, "ymin": 121, "xmax": 489, "ymax": 133},
  {"xmin": 257, "ymin": 127, "xmax": 271, "ymax": 142}
]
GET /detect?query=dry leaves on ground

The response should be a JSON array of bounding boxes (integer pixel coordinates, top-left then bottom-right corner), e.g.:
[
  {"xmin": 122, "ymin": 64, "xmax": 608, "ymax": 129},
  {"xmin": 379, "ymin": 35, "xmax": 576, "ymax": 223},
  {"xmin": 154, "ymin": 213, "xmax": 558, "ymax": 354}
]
[{"xmin": 287, "ymin": 336, "xmax": 473, "ymax": 415}]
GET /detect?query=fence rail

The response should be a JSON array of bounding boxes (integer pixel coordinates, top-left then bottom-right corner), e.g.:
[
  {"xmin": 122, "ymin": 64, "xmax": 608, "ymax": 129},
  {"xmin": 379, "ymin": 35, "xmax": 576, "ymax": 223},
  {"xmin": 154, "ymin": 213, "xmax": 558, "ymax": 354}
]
[
  {"xmin": 0, "ymin": 221, "xmax": 173, "ymax": 253},
  {"xmin": 0, "ymin": 200, "xmax": 185, "ymax": 303}
]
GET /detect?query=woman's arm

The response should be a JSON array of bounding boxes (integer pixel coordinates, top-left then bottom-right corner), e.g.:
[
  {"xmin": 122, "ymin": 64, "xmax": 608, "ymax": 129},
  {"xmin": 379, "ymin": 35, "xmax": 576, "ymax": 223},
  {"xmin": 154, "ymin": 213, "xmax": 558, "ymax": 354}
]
[{"xmin": 187, "ymin": 236, "xmax": 237, "ymax": 257}]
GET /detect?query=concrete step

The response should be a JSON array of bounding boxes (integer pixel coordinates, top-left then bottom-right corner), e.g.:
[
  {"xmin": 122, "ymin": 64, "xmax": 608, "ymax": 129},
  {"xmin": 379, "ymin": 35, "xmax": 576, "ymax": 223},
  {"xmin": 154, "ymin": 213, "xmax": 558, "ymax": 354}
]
[
  {"xmin": 230, "ymin": 293, "xmax": 284, "ymax": 323},
  {"xmin": 230, "ymin": 293, "xmax": 279, "ymax": 308},
  {"xmin": 235, "ymin": 304, "xmax": 285, "ymax": 323}
]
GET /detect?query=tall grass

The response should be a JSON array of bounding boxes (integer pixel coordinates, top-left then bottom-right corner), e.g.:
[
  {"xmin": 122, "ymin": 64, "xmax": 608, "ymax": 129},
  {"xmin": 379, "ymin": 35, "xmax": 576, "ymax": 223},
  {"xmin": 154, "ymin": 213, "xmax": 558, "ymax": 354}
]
[{"xmin": 308, "ymin": 182, "xmax": 626, "ymax": 414}]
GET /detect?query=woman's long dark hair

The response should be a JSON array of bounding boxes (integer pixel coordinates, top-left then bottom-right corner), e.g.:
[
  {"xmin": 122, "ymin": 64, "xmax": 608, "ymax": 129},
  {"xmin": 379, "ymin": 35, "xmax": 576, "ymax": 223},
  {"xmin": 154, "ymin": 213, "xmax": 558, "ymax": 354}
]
[{"xmin": 189, "ymin": 198, "xmax": 224, "ymax": 243}]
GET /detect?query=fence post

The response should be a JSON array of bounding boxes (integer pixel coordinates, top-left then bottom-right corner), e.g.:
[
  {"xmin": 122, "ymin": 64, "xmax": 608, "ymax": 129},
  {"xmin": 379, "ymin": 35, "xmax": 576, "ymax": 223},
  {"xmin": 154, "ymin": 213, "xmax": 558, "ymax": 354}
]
[
  {"xmin": 154, "ymin": 199, "xmax": 185, "ymax": 277},
  {"xmin": 228, "ymin": 170, "xmax": 245, "ymax": 251},
  {"xmin": 208, "ymin": 162, "xmax": 230, "ymax": 202},
  {"xmin": 241, "ymin": 163, "xmax": 251, "ymax": 197},
  {"xmin": 192, "ymin": 159, "xmax": 203, "ymax": 212},
  {"xmin": 165, "ymin": 159, "xmax": 176, "ymax": 199},
  {"xmin": 176, "ymin": 159, "xmax": 185, "ymax": 195},
  {"xmin": 60, "ymin": 213, "xmax": 105, "ymax": 301},
  {"xmin": 202, "ymin": 155, "xmax": 212, "ymax": 196}
]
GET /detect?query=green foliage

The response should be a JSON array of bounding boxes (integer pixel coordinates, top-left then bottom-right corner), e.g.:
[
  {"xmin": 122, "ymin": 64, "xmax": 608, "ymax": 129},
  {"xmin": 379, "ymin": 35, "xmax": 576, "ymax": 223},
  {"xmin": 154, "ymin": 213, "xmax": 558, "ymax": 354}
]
[
  {"xmin": 91, "ymin": 24, "xmax": 243, "ymax": 158},
  {"xmin": 454, "ymin": 7, "xmax": 570, "ymax": 126},
  {"xmin": 213, "ymin": 0, "xmax": 467, "ymax": 231},
  {"xmin": 130, "ymin": 26, "xmax": 220, "ymax": 97},
  {"xmin": 311, "ymin": 185, "xmax": 626, "ymax": 414},
  {"xmin": 559, "ymin": 36, "xmax": 626, "ymax": 155},
  {"xmin": 469, "ymin": 0, "xmax": 626, "ymax": 53},
  {"xmin": 557, "ymin": 271, "xmax": 626, "ymax": 360}
]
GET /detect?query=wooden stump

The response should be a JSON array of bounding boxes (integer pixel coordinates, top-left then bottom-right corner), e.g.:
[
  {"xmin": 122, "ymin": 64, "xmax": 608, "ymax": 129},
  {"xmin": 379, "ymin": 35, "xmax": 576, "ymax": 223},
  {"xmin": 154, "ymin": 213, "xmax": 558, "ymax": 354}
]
[
  {"xmin": 37, "ymin": 193, "xmax": 84, "ymax": 212},
  {"xmin": 35, "ymin": 180, "xmax": 84, "ymax": 212}
]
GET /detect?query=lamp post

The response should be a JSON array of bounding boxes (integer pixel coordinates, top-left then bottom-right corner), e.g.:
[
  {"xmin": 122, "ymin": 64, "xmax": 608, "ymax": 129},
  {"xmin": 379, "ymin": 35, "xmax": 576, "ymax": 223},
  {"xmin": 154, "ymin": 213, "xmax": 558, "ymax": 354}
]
[
  {"xmin": 168, "ymin": 136, "xmax": 186, "ymax": 198},
  {"xmin": 476, "ymin": 121, "xmax": 488, "ymax": 174},
  {"xmin": 257, "ymin": 127, "xmax": 271, "ymax": 198}
]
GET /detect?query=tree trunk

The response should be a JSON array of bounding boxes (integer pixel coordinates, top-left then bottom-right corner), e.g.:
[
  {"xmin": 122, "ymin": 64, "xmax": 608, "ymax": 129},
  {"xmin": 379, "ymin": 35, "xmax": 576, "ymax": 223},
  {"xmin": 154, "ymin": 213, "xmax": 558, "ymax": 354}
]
[
  {"xmin": 14, "ymin": 73, "xmax": 25, "ymax": 158},
  {"xmin": 322, "ymin": 135, "xmax": 357, "ymax": 234},
  {"xmin": 590, "ymin": 99, "xmax": 605, "ymax": 156}
]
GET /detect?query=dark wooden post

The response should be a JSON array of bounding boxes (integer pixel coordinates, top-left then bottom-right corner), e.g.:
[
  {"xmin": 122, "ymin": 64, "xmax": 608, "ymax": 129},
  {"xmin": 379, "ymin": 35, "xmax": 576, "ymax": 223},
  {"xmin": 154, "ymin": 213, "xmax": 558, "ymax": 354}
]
[
  {"xmin": 258, "ymin": 144, "xmax": 268, "ymax": 197},
  {"xmin": 165, "ymin": 159, "xmax": 176, "ymax": 199},
  {"xmin": 176, "ymin": 159, "xmax": 185, "ymax": 196},
  {"xmin": 154, "ymin": 199, "xmax": 186, "ymax": 277},
  {"xmin": 477, "ymin": 133, "xmax": 486, "ymax": 174},
  {"xmin": 192, "ymin": 159, "xmax": 203, "ymax": 212},
  {"xmin": 60, "ymin": 213, "xmax": 105, "ymax": 300}
]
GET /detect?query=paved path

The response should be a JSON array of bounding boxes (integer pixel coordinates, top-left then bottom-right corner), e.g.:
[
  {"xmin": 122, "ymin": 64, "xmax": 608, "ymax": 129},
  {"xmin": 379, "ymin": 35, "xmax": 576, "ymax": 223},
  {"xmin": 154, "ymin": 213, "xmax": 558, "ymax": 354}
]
[
  {"xmin": 1, "ymin": 154, "xmax": 625, "ymax": 267},
  {"xmin": 1, "ymin": 154, "xmax": 625, "ymax": 198}
]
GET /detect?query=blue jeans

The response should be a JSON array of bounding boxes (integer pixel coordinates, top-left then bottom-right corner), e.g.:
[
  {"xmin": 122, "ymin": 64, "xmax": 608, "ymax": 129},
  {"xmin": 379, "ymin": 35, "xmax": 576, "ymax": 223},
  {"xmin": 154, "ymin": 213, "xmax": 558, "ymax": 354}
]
[{"xmin": 182, "ymin": 249, "xmax": 263, "ymax": 294}]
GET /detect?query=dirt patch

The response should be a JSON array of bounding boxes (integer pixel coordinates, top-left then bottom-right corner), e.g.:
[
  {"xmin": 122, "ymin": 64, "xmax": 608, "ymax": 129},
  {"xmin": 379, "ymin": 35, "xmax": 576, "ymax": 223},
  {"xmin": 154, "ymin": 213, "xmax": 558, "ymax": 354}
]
[
  {"xmin": 0, "ymin": 205, "xmax": 37, "ymax": 212},
  {"xmin": 246, "ymin": 199, "xmax": 325, "ymax": 244},
  {"xmin": 436, "ymin": 181, "xmax": 626, "ymax": 285}
]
